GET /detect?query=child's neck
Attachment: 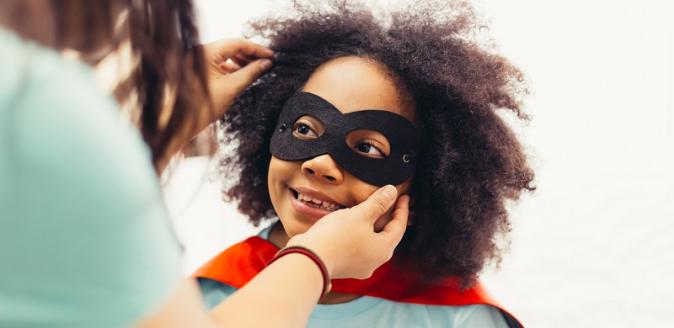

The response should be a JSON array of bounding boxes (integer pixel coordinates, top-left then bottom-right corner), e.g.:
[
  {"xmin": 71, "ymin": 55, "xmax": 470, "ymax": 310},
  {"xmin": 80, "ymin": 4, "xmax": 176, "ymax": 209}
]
[{"xmin": 268, "ymin": 222, "xmax": 362, "ymax": 305}]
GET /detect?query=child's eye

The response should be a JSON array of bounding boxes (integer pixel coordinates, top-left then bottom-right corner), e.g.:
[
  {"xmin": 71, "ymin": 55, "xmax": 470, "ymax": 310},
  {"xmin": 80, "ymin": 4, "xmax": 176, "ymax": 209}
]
[
  {"xmin": 292, "ymin": 122, "xmax": 319, "ymax": 139},
  {"xmin": 354, "ymin": 141, "xmax": 385, "ymax": 158}
]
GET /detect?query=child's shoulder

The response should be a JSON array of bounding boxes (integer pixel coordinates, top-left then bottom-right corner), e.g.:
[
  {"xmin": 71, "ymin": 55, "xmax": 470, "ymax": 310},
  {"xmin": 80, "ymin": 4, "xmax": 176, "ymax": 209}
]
[
  {"xmin": 196, "ymin": 224, "xmax": 518, "ymax": 327},
  {"xmin": 197, "ymin": 279, "xmax": 513, "ymax": 328},
  {"xmin": 308, "ymin": 297, "xmax": 511, "ymax": 328},
  {"xmin": 423, "ymin": 303, "xmax": 512, "ymax": 328}
]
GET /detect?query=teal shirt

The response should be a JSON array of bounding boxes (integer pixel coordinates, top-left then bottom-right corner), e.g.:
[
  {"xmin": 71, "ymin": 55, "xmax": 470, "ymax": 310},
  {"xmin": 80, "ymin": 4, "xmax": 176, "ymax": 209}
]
[
  {"xmin": 0, "ymin": 29, "xmax": 182, "ymax": 327},
  {"xmin": 198, "ymin": 227, "xmax": 511, "ymax": 328}
]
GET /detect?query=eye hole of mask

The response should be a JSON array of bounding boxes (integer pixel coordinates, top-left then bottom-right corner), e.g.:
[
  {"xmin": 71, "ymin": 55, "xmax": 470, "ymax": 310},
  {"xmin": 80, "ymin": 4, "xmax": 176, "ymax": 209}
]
[
  {"xmin": 292, "ymin": 115, "xmax": 325, "ymax": 140},
  {"xmin": 346, "ymin": 129, "xmax": 390, "ymax": 159},
  {"xmin": 291, "ymin": 115, "xmax": 391, "ymax": 159}
]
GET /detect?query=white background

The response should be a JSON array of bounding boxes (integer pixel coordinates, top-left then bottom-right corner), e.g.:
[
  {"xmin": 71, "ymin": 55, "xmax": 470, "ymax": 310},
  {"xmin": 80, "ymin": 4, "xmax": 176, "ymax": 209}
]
[{"xmin": 164, "ymin": 1, "xmax": 674, "ymax": 327}]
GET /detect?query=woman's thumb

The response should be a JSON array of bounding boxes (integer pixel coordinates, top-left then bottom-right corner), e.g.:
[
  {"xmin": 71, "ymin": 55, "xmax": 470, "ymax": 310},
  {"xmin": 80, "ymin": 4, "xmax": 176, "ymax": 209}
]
[
  {"xmin": 226, "ymin": 59, "xmax": 272, "ymax": 94},
  {"xmin": 352, "ymin": 185, "xmax": 398, "ymax": 224}
]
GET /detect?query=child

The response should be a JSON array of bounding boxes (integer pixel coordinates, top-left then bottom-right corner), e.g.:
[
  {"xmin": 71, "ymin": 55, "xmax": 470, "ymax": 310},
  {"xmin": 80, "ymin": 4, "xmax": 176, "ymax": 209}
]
[{"xmin": 195, "ymin": 1, "xmax": 533, "ymax": 327}]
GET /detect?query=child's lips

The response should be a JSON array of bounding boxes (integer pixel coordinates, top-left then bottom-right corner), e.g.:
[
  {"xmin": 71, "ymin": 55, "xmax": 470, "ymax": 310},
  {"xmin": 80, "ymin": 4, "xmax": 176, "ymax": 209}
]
[
  {"xmin": 288, "ymin": 187, "xmax": 345, "ymax": 219},
  {"xmin": 292, "ymin": 186, "xmax": 345, "ymax": 208},
  {"xmin": 289, "ymin": 189, "xmax": 333, "ymax": 219}
]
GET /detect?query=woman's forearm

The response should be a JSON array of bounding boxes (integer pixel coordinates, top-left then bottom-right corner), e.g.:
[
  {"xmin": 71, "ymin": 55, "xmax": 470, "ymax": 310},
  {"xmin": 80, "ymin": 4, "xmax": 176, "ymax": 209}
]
[
  {"xmin": 135, "ymin": 187, "xmax": 407, "ymax": 328},
  {"xmin": 134, "ymin": 255, "xmax": 322, "ymax": 328},
  {"xmin": 209, "ymin": 253, "xmax": 324, "ymax": 328}
]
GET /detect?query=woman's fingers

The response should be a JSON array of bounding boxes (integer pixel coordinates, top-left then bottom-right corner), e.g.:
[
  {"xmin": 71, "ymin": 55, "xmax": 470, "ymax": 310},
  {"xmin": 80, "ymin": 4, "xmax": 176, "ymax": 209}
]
[
  {"xmin": 351, "ymin": 185, "xmax": 398, "ymax": 225},
  {"xmin": 201, "ymin": 38, "xmax": 274, "ymax": 116},
  {"xmin": 286, "ymin": 186, "xmax": 409, "ymax": 279},
  {"xmin": 205, "ymin": 38, "xmax": 273, "ymax": 65},
  {"xmin": 217, "ymin": 58, "xmax": 272, "ymax": 107},
  {"xmin": 232, "ymin": 53, "xmax": 254, "ymax": 66},
  {"xmin": 219, "ymin": 60, "xmax": 241, "ymax": 73},
  {"xmin": 380, "ymin": 195, "xmax": 409, "ymax": 245}
]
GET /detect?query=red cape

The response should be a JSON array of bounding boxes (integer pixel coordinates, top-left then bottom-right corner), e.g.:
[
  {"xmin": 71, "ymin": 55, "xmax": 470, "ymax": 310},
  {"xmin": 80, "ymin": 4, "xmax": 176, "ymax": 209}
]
[{"xmin": 194, "ymin": 236, "xmax": 523, "ymax": 328}]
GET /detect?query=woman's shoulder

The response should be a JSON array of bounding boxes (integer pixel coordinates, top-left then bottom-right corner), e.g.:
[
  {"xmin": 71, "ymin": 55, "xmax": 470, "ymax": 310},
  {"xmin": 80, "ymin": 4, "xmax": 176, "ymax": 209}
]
[
  {"xmin": 1, "ymin": 27, "xmax": 159, "ymax": 204},
  {"xmin": 0, "ymin": 28, "xmax": 182, "ymax": 327},
  {"xmin": 0, "ymin": 28, "xmax": 109, "ymax": 115}
]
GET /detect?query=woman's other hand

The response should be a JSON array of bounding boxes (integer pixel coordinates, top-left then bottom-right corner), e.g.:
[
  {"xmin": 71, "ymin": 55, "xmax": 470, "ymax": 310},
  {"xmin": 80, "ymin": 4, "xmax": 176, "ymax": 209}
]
[
  {"xmin": 287, "ymin": 185, "xmax": 410, "ymax": 280},
  {"xmin": 159, "ymin": 39, "xmax": 272, "ymax": 171},
  {"xmin": 201, "ymin": 38, "xmax": 273, "ymax": 122}
]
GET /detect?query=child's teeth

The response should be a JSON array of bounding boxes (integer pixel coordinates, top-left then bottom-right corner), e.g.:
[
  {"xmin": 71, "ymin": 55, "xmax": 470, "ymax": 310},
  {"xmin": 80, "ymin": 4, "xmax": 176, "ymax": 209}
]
[{"xmin": 297, "ymin": 192, "xmax": 341, "ymax": 211}]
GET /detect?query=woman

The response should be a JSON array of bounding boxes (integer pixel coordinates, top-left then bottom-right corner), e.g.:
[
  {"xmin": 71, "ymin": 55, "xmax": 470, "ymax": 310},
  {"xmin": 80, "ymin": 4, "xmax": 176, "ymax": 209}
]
[{"xmin": 0, "ymin": 1, "xmax": 408, "ymax": 327}]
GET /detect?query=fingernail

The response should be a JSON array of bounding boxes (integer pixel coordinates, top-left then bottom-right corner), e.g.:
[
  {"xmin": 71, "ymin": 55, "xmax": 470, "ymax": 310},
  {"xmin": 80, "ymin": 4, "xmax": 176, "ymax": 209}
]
[
  {"xmin": 260, "ymin": 59, "xmax": 273, "ymax": 70},
  {"xmin": 382, "ymin": 185, "xmax": 396, "ymax": 199}
]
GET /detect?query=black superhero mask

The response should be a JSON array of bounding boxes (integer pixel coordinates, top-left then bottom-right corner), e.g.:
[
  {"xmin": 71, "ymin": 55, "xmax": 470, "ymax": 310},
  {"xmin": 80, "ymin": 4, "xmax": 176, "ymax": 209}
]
[{"xmin": 270, "ymin": 92, "xmax": 418, "ymax": 186}]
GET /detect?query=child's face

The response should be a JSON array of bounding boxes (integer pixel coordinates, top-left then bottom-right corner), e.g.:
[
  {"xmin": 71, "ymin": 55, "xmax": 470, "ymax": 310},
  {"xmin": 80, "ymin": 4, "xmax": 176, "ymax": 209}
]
[{"xmin": 267, "ymin": 56, "xmax": 415, "ymax": 238}]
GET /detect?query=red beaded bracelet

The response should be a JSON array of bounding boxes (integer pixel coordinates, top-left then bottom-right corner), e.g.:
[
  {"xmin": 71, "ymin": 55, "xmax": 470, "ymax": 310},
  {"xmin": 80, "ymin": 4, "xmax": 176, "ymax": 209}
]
[{"xmin": 267, "ymin": 246, "xmax": 332, "ymax": 296}]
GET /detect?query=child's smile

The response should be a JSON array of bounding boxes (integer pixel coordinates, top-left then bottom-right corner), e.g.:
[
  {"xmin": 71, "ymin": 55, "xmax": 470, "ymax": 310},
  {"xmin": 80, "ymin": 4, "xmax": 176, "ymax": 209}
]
[
  {"xmin": 267, "ymin": 56, "xmax": 415, "ymax": 244},
  {"xmin": 289, "ymin": 186, "xmax": 345, "ymax": 215}
]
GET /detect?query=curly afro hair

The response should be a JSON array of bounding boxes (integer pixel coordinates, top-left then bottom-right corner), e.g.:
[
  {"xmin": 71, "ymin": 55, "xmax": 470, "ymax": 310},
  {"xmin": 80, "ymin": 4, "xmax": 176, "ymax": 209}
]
[{"xmin": 218, "ymin": 0, "xmax": 535, "ymax": 284}]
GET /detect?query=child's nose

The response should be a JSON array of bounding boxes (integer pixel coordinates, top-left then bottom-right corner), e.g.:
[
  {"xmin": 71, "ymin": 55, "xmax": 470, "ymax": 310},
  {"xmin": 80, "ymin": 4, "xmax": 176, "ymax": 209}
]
[{"xmin": 300, "ymin": 154, "xmax": 344, "ymax": 184}]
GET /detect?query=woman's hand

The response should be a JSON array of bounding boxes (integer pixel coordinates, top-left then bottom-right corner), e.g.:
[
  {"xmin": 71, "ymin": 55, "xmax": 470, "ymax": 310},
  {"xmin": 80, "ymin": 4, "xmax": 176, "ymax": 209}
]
[
  {"xmin": 200, "ymin": 38, "xmax": 273, "ymax": 125},
  {"xmin": 287, "ymin": 185, "xmax": 410, "ymax": 280},
  {"xmin": 158, "ymin": 39, "xmax": 273, "ymax": 172}
]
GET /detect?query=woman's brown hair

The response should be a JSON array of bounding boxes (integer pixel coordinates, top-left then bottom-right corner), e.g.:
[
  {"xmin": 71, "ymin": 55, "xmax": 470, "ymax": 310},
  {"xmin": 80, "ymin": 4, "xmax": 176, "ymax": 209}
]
[{"xmin": 0, "ymin": 0, "xmax": 209, "ymax": 170}]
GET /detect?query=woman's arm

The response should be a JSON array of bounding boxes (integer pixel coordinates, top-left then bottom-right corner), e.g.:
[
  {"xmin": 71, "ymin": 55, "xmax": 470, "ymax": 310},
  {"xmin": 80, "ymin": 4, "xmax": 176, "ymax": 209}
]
[
  {"xmin": 137, "ymin": 187, "xmax": 409, "ymax": 328},
  {"xmin": 155, "ymin": 39, "xmax": 273, "ymax": 173}
]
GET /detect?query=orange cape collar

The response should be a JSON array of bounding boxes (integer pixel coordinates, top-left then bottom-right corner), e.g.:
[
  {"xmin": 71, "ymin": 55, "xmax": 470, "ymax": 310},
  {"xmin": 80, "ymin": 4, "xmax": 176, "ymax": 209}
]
[{"xmin": 193, "ymin": 236, "xmax": 523, "ymax": 327}]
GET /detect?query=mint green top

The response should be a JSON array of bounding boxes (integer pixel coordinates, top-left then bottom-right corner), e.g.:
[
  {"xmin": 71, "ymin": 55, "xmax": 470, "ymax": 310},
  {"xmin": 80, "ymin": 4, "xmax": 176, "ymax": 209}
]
[{"xmin": 0, "ymin": 29, "xmax": 182, "ymax": 327}]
